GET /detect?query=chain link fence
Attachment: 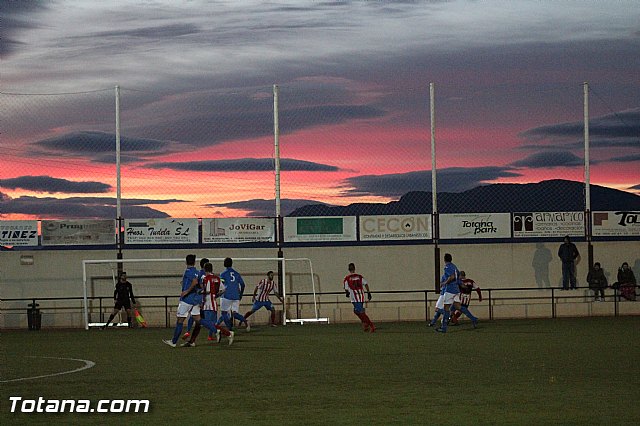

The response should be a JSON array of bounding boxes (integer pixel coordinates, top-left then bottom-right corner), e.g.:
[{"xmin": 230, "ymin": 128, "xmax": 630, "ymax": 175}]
[{"xmin": 1, "ymin": 83, "xmax": 637, "ymax": 222}]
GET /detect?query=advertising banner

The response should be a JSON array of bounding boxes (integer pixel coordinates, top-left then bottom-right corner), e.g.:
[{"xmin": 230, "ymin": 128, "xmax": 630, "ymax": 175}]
[
  {"xmin": 202, "ymin": 218, "xmax": 275, "ymax": 243},
  {"xmin": 284, "ymin": 216, "xmax": 357, "ymax": 242},
  {"xmin": 0, "ymin": 220, "xmax": 39, "ymax": 246},
  {"xmin": 41, "ymin": 220, "xmax": 116, "ymax": 246},
  {"xmin": 439, "ymin": 213, "xmax": 511, "ymax": 239},
  {"xmin": 592, "ymin": 211, "xmax": 640, "ymax": 237},
  {"xmin": 512, "ymin": 212, "xmax": 584, "ymax": 238},
  {"xmin": 359, "ymin": 215, "xmax": 431, "ymax": 240},
  {"xmin": 124, "ymin": 218, "xmax": 198, "ymax": 244}
]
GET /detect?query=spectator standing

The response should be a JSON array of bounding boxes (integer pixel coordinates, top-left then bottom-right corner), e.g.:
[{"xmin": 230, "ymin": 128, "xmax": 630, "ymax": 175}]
[{"xmin": 558, "ymin": 235, "xmax": 580, "ymax": 290}]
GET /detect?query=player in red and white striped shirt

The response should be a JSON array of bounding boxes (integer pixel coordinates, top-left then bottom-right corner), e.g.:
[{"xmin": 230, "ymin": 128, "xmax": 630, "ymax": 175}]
[
  {"xmin": 201, "ymin": 263, "xmax": 222, "ymax": 340},
  {"xmin": 243, "ymin": 271, "xmax": 283, "ymax": 327},
  {"xmin": 344, "ymin": 263, "xmax": 375, "ymax": 332},
  {"xmin": 185, "ymin": 262, "xmax": 233, "ymax": 345},
  {"xmin": 450, "ymin": 271, "xmax": 482, "ymax": 327}
]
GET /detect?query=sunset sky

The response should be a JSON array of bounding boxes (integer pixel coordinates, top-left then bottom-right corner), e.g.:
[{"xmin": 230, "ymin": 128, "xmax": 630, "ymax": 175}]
[{"xmin": 1, "ymin": 1, "xmax": 639, "ymax": 220}]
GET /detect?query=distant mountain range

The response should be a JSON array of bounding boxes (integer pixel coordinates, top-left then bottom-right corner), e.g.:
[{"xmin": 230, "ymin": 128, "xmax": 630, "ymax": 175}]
[{"xmin": 289, "ymin": 180, "xmax": 640, "ymax": 216}]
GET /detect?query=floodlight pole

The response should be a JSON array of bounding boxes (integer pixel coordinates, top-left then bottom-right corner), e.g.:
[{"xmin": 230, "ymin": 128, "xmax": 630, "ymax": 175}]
[
  {"xmin": 430, "ymin": 83, "xmax": 440, "ymax": 293},
  {"xmin": 274, "ymin": 84, "xmax": 282, "ymax": 243},
  {"xmin": 583, "ymin": 82, "xmax": 593, "ymax": 269},
  {"xmin": 274, "ymin": 84, "xmax": 285, "ymax": 322},
  {"xmin": 115, "ymin": 85, "xmax": 123, "ymax": 273}
]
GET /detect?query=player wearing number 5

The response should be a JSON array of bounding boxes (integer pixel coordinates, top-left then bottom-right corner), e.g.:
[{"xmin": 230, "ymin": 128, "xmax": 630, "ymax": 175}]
[
  {"xmin": 217, "ymin": 257, "xmax": 249, "ymax": 331},
  {"xmin": 344, "ymin": 263, "xmax": 375, "ymax": 332}
]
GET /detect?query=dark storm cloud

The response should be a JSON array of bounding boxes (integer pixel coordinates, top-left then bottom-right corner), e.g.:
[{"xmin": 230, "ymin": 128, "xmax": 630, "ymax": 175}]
[
  {"xmin": 342, "ymin": 167, "xmax": 521, "ymax": 197},
  {"xmin": 131, "ymin": 104, "xmax": 384, "ymax": 147},
  {"xmin": 0, "ymin": 1, "xmax": 48, "ymax": 57},
  {"xmin": 0, "ymin": 36, "xmax": 24, "ymax": 58},
  {"xmin": 609, "ymin": 154, "xmax": 640, "ymax": 163},
  {"xmin": 146, "ymin": 158, "xmax": 339, "ymax": 172},
  {"xmin": 519, "ymin": 138, "xmax": 639, "ymax": 151},
  {"xmin": 516, "ymin": 108, "xmax": 639, "ymax": 167},
  {"xmin": 87, "ymin": 23, "xmax": 202, "ymax": 39},
  {"xmin": 0, "ymin": 195, "xmax": 181, "ymax": 219},
  {"xmin": 519, "ymin": 109, "xmax": 640, "ymax": 141},
  {"xmin": 205, "ymin": 198, "xmax": 331, "ymax": 217},
  {"xmin": 0, "ymin": 176, "xmax": 111, "ymax": 194},
  {"xmin": 509, "ymin": 151, "xmax": 584, "ymax": 168},
  {"xmin": 31, "ymin": 131, "xmax": 173, "ymax": 161}
]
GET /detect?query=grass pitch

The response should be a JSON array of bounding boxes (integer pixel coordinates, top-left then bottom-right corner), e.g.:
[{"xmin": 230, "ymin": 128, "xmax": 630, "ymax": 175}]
[{"xmin": 1, "ymin": 317, "xmax": 639, "ymax": 425}]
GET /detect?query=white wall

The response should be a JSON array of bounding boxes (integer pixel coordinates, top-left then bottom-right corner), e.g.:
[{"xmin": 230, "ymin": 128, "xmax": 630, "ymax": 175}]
[{"xmin": 1, "ymin": 241, "xmax": 638, "ymax": 328}]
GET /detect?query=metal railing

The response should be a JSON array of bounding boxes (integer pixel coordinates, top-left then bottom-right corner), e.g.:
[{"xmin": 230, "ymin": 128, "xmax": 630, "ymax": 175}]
[{"xmin": 1, "ymin": 286, "xmax": 637, "ymax": 329}]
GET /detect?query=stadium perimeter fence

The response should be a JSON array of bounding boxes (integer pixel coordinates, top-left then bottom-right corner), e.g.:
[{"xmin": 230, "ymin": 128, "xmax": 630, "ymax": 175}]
[
  {"xmin": 1, "ymin": 82, "xmax": 630, "ymax": 222},
  {"xmin": 3, "ymin": 84, "xmax": 639, "ymax": 328},
  {"xmin": 2, "ymin": 286, "xmax": 638, "ymax": 331}
]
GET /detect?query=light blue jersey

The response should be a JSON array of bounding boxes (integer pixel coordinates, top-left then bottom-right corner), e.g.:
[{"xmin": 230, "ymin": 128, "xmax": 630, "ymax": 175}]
[
  {"xmin": 220, "ymin": 267, "xmax": 245, "ymax": 300},
  {"xmin": 442, "ymin": 262, "xmax": 461, "ymax": 294},
  {"xmin": 181, "ymin": 266, "xmax": 201, "ymax": 305},
  {"xmin": 439, "ymin": 274, "xmax": 447, "ymax": 295}
]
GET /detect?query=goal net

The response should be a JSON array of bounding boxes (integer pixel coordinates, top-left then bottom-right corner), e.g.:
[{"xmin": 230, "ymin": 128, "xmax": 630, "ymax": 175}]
[{"xmin": 81, "ymin": 257, "xmax": 327, "ymax": 330}]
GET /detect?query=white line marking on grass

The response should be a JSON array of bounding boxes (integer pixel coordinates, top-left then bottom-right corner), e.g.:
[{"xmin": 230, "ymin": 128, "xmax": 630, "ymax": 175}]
[{"xmin": 0, "ymin": 356, "xmax": 96, "ymax": 383}]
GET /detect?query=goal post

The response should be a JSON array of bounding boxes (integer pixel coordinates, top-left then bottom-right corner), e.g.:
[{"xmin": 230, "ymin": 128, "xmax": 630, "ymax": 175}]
[
  {"xmin": 82, "ymin": 257, "xmax": 183, "ymax": 330},
  {"xmin": 282, "ymin": 258, "xmax": 329, "ymax": 325},
  {"xmin": 81, "ymin": 257, "xmax": 327, "ymax": 330}
]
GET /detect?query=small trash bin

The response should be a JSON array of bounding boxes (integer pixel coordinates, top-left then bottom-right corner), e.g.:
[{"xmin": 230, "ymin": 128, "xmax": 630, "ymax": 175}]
[{"xmin": 27, "ymin": 301, "xmax": 41, "ymax": 331}]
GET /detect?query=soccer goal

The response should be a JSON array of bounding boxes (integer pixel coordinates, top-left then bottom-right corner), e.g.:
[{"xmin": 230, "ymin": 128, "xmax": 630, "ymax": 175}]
[{"xmin": 81, "ymin": 257, "xmax": 328, "ymax": 330}]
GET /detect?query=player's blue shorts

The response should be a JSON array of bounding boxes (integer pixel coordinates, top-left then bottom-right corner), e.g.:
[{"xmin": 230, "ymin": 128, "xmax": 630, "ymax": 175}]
[
  {"xmin": 352, "ymin": 302, "xmax": 365, "ymax": 313},
  {"xmin": 251, "ymin": 300, "xmax": 274, "ymax": 311}
]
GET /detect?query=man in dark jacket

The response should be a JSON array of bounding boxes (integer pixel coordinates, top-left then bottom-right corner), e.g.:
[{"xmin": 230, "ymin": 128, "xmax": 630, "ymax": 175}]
[{"xmin": 558, "ymin": 235, "xmax": 579, "ymax": 290}]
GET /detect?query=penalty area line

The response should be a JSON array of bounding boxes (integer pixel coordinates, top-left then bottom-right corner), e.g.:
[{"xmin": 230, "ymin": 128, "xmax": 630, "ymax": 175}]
[{"xmin": 0, "ymin": 356, "xmax": 96, "ymax": 383}]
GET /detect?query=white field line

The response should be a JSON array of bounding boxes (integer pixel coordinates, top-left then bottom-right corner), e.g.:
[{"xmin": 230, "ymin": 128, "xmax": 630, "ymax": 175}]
[{"xmin": 0, "ymin": 356, "xmax": 96, "ymax": 383}]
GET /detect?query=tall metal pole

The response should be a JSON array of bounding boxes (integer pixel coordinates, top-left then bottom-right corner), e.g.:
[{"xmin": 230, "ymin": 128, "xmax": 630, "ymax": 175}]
[
  {"xmin": 584, "ymin": 82, "xmax": 591, "ymax": 215},
  {"xmin": 584, "ymin": 82, "xmax": 593, "ymax": 269},
  {"xmin": 115, "ymin": 85, "xmax": 123, "ymax": 271},
  {"xmin": 274, "ymin": 84, "xmax": 281, "ymax": 228},
  {"xmin": 116, "ymin": 85, "xmax": 122, "ymax": 221},
  {"xmin": 273, "ymin": 84, "xmax": 285, "ymax": 323},
  {"xmin": 430, "ymin": 83, "xmax": 437, "ymax": 216},
  {"xmin": 430, "ymin": 83, "xmax": 440, "ymax": 294}
]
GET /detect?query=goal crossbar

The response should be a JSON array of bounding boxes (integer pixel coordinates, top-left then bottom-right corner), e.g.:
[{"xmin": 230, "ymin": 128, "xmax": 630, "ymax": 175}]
[{"xmin": 81, "ymin": 257, "xmax": 326, "ymax": 330}]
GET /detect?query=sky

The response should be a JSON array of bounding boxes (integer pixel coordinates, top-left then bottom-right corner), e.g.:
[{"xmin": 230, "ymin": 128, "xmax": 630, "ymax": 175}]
[{"xmin": 1, "ymin": 0, "xmax": 639, "ymax": 219}]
